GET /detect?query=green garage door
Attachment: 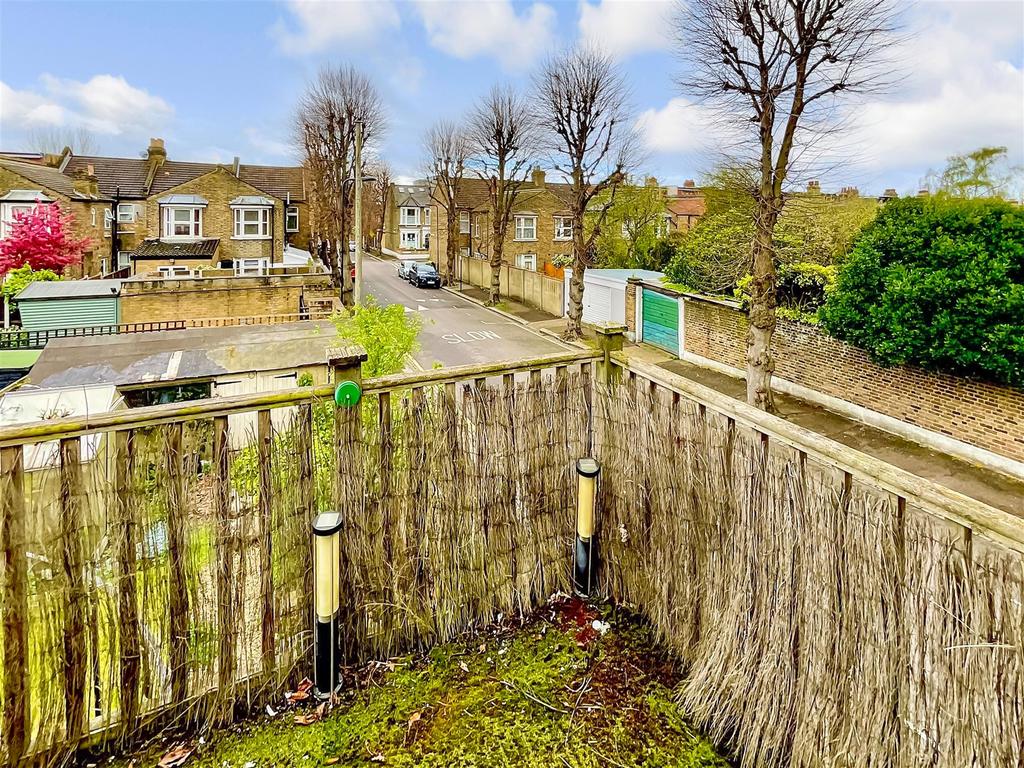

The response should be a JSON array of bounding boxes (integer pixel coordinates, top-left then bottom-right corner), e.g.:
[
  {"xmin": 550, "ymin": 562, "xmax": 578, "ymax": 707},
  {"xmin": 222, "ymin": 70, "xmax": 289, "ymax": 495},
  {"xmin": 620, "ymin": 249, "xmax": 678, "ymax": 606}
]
[{"xmin": 641, "ymin": 289, "xmax": 678, "ymax": 354}]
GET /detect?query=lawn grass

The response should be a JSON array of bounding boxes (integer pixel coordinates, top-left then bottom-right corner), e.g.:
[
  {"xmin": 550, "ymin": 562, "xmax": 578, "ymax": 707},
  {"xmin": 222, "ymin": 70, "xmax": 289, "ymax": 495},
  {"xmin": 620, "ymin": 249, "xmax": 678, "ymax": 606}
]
[{"xmin": 107, "ymin": 598, "xmax": 730, "ymax": 768}]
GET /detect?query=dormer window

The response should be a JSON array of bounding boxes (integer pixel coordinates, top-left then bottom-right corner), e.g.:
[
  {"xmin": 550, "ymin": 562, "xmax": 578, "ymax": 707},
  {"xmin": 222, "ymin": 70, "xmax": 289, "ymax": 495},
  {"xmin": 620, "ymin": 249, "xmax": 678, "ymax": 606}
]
[{"xmin": 401, "ymin": 207, "xmax": 420, "ymax": 226}]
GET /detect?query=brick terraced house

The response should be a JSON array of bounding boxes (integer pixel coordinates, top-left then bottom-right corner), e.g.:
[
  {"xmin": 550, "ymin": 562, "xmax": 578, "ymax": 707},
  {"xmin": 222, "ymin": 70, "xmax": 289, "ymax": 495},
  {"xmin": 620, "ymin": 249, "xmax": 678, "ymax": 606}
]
[
  {"xmin": 383, "ymin": 180, "xmax": 432, "ymax": 255},
  {"xmin": 1, "ymin": 139, "xmax": 312, "ymax": 278}
]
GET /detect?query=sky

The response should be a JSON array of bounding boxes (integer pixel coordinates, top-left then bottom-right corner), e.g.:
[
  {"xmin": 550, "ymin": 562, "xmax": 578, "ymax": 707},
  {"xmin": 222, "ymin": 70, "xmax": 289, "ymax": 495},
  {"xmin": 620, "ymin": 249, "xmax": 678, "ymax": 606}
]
[{"xmin": 0, "ymin": 0, "xmax": 1021, "ymax": 196}]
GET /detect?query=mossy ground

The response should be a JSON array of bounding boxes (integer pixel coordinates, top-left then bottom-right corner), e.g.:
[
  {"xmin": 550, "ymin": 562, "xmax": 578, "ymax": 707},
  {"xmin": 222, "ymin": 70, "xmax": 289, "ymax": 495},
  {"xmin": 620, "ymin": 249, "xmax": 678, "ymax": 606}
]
[{"xmin": 106, "ymin": 599, "xmax": 729, "ymax": 768}]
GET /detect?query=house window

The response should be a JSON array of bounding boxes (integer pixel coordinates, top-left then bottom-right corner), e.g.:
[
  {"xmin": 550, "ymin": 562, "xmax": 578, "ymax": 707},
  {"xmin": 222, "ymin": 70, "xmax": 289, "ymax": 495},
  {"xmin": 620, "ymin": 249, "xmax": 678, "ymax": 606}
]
[
  {"xmin": 401, "ymin": 207, "xmax": 419, "ymax": 226},
  {"xmin": 423, "ymin": 207, "xmax": 430, "ymax": 226},
  {"xmin": 514, "ymin": 215, "xmax": 537, "ymax": 241},
  {"xmin": 400, "ymin": 230, "xmax": 420, "ymax": 250},
  {"xmin": 459, "ymin": 211, "xmax": 470, "ymax": 234},
  {"xmin": 423, "ymin": 232, "xmax": 430, "ymax": 249},
  {"xmin": 233, "ymin": 207, "xmax": 271, "ymax": 239},
  {"xmin": 104, "ymin": 208, "xmax": 112, "ymax": 230},
  {"xmin": 554, "ymin": 216, "xmax": 573, "ymax": 241},
  {"xmin": 285, "ymin": 206, "xmax": 299, "ymax": 233},
  {"xmin": 234, "ymin": 258, "xmax": 268, "ymax": 276},
  {"xmin": 100, "ymin": 258, "xmax": 108, "ymax": 274},
  {"xmin": 158, "ymin": 266, "xmax": 192, "ymax": 278},
  {"xmin": 117, "ymin": 251, "xmax": 132, "ymax": 270},
  {"xmin": 117, "ymin": 203, "xmax": 137, "ymax": 223},
  {"xmin": 91, "ymin": 209, "xmax": 97, "ymax": 227},
  {"xmin": 163, "ymin": 207, "xmax": 202, "ymax": 238},
  {"xmin": 1, "ymin": 203, "xmax": 35, "ymax": 238},
  {"xmin": 516, "ymin": 253, "xmax": 537, "ymax": 271}
]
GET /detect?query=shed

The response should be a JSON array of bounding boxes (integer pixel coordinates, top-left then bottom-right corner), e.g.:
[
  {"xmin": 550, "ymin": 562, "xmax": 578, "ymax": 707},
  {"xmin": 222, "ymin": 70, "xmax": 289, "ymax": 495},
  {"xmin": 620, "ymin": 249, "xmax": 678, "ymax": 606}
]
[
  {"xmin": 15, "ymin": 279, "xmax": 122, "ymax": 331},
  {"xmin": 565, "ymin": 269, "xmax": 665, "ymax": 327}
]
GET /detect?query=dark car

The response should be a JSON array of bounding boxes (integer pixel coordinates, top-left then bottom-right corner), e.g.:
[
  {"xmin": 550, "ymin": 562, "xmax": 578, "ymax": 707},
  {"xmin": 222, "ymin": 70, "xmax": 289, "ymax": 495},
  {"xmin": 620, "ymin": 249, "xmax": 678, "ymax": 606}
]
[{"xmin": 409, "ymin": 263, "xmax": 441, "ymax": 288}]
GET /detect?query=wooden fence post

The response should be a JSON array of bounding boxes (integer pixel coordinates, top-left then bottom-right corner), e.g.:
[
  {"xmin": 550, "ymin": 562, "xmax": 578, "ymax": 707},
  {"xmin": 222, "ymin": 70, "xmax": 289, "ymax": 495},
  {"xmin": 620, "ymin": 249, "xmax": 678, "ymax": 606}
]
[
  {"xmin": 1, "ymin": 446, "xmax": 28, "ymax": 764},
  {"xmin": 165, "ymin": 423, "xmax": 189, "ymax": 707},
  {"xmin": 595, "ymin": 325, "xmax": 626, "ymax": 386},
  {"xmin": 60, "ymin": 437, "xmax": 87, "ymax": 742},
  {"xmin": 257, "ymin": 410, "xmax": 275, "ymax": 679},
  {"xmin": 114, "ymin": 430, "xmax": 141, "ymax": 741},
  {"xmin": 295, "ymin": 403, "xmax": 314, "ymax": 665},
  {"xmin": 213, "ymin": 416, "xmax": 235, "ymax": 723}
]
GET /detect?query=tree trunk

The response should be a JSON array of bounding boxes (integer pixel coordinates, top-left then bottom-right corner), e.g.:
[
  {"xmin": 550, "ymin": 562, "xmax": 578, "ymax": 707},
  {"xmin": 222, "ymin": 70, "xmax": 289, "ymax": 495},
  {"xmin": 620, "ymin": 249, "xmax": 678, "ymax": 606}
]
[
  {"xmin": 746, "ymin": 200, "xmax": 778, "ymax": 411},
  {"xmin": 564, "ymin": 209, "xmax": 587, "ymax": 340},
  {"xmin": 489, "ymin": 217, "xmax": 503, "ymax": 305},
  {"xmin": 445, "ymin": 210, "xmax": 458, "ymax": 286}
]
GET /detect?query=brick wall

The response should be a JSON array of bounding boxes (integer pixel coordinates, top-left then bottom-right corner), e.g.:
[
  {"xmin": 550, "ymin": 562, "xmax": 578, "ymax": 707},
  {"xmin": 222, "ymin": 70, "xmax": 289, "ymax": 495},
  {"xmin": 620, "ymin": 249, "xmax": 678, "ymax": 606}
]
[
  {"xmin": 120, "ymin": 274, "xmax": 335, "ymax": 324},
  {"xmin": 683, "ymin": 297, "xmax": 1024, "ymax": 463}
]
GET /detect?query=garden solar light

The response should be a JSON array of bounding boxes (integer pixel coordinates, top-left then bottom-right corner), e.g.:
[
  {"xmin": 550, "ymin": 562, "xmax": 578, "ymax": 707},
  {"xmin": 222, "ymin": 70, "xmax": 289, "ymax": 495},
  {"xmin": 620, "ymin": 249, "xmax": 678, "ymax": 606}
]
[
  {"xmin": 334, "ymin": 379, "xmax": 361, "ymax": 408},
  {"xmin": 574, "ymin": 458, "xmax": 600, "ymax": 596},
  {"xmin": 312, "ymin": 510, "xmax": 342, "ymax": 698}
]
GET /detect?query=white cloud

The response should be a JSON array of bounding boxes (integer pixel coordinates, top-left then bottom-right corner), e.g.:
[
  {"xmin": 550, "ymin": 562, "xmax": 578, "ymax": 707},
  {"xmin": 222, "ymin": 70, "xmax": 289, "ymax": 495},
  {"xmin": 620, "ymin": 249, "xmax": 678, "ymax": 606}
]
[
  {"xmin": 0, "ymin": 75, "xmax": 173, "ymax": 137},
  {"xmin": 389, "ymin": 57, "xmax": 425, "ymax": 94},
  {"xmin": 273, "ymin": 0, "xmax": 400, "ymax": 55},
  {"xmin": 635, "ymin": 97, "xmax": 731, "ymax": 154},
  {"xmin": 415, "ymin": 0, "xmax": 557, "ymax": 71},
  {"xmin": 578, "ymin": 0, "xmax": 673, "ymax": 59},
  {"xmin": 246, "ymin": 128, "xmax": 295, "ymax": 161}
]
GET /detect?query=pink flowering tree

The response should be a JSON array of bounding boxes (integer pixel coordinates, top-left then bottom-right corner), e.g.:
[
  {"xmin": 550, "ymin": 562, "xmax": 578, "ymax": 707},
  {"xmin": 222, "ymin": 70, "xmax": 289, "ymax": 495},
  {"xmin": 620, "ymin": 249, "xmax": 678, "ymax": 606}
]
[{"xmin": 0, "ymin": 203, "xmax": 92, "ymax": 277}]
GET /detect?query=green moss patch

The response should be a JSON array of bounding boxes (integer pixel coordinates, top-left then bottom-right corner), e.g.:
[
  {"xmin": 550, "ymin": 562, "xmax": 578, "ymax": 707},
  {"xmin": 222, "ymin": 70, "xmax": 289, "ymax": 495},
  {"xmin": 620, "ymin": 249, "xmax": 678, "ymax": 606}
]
[{"xmin": 107, "ymin": 599, "xmax": 729, "ymax": 767}]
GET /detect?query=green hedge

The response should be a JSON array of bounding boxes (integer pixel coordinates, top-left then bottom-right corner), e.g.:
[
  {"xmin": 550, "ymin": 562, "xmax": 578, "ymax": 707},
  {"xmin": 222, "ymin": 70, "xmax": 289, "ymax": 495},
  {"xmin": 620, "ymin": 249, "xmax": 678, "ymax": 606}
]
[{"xmin": 819, "ymin": 196, "xmax": 1024, "ymax": 387}]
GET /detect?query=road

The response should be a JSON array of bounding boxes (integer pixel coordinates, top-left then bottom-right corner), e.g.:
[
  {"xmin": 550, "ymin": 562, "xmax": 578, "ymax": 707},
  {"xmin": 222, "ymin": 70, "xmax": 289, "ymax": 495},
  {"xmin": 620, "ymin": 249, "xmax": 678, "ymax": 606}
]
[{"xmin": 361, "ymin": 256, "xmax": 568, "ymax": 368}]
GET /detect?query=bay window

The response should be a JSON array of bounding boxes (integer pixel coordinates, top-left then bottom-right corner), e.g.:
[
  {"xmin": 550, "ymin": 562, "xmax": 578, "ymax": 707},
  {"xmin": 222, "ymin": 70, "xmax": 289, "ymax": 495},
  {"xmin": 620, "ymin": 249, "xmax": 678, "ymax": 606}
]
[
  {"xmin": 233, "ymin": 207, "xmax": 271, "ymax": 239},
  {"xmin": 163, "ymin": 207, "xmax": 203, "ymax": 238},
  {"xmin": 401, "ymin": 207, "xmax": 419, "ymax": 226}
]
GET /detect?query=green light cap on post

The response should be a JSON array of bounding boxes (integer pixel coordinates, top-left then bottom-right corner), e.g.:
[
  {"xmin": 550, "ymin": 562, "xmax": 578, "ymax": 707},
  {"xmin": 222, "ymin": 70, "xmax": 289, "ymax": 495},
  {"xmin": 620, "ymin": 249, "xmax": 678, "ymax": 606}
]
[{"xmin": 334, "ymin": 380, "xmax": 362, "ymax": 408}]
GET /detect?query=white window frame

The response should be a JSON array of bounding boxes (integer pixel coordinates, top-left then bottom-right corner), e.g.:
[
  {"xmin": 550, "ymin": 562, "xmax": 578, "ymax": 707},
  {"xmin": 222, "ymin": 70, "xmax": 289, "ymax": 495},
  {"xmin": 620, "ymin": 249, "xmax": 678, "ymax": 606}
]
[
  {"xmin": 91, "ymin": 209, "xmax": 97, "ymax": 227},
  {"xmin": 400, "ymin": 207, "xmax": 420, "ymax": 226},
  {"xmin": 104, "ymin": 208, "xmax": 113, "ymax": 231},
  {"xmin": 158, "ymin": 265, "xmax": 192, "ymax": 278},
  {"xmin": 232, "ymin": 207, "xmax": 271, "ymax": 240},
  {"xmin": 400, "ymin": 230, "xmax": 420, "ymax": 250},
  {"xmin": 423, "ymin": 207, "xmax": 431, "ymax": 226},
  {"xmin": 285, "ymin": 206, "xmax": 299, "ymax": 233},
  {"xmin": 516, "ymin": 253, "xmax": 537, "ymax": 271},
  {"xmin": 514, "ymin": 215, "xmax": 537, "ymax": 241},
  {"xmin": 117, "ymin": 251, "xmax": 132, "ymax": 270},
  {"xmin": 117, "ymin": 203, "xmax": 137, "ymax": 224},
  {"xmin": 1, "ymin": 203, "xmax": 36, "ymax": 238},
  {"xmin": 233, "ymin": 257, "xmax": 269, "ymax": 276},
  {"xmin": 459, "ymin": 211, "xmax": 470, "ymax": 234},
  {"xmin": 554, "ymin": 216, "xmax": 573, "ymax": 241},
  {"xmin": 100, "ymin": 257, "xmax": 108, "ymax": 275},
  {"xmin": 162, "ymin": 206, "xmax": 203, "ymax": 239}
]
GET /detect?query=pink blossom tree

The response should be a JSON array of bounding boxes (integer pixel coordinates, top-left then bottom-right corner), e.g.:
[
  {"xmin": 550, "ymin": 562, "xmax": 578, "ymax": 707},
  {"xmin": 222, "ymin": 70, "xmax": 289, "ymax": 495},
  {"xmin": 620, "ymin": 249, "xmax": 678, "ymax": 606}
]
[{"xmin": 0, "ymin": 203, "xmax": 92, "ymax": 277}]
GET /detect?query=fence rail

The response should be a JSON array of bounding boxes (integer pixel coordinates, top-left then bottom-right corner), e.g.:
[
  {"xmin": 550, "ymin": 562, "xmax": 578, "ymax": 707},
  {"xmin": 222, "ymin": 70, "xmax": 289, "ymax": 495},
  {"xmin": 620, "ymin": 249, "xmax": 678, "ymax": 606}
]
[{"xmin": 0, "ymin": 340, "xmax": 1020, "ymax": 768}]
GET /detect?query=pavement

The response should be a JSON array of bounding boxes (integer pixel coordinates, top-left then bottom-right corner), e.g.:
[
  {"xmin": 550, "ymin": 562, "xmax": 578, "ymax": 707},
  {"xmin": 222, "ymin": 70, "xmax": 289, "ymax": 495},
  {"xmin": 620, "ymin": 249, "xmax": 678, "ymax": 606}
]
[{"xmin": 361, "ymin": 256, "xmax": 569, "ymax": 368}]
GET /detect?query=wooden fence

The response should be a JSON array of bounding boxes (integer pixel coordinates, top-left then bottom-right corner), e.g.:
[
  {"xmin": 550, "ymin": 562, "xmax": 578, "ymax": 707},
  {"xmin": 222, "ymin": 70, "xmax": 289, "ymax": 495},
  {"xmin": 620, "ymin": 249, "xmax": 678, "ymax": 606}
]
[
  {"xmin": 0, "ymin": 337, "xmax": 1021, "ymax": 767},
  {"xmin": 454, "ymin": 256, "xmax": 565, "ymax": 316}
]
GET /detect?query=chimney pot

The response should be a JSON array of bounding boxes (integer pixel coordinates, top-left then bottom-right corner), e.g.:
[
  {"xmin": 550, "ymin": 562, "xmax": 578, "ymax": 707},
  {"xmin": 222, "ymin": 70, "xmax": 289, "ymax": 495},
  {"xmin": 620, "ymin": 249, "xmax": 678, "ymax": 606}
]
[
  {"xmin": 531, "ymin": 167, "xmax": 545, "ymax": 187},
  {"xmin": 883, "ymin": 188, "xmax": 898, "ymax": 198},
  {"xmin": 86, "ymin": 163, "xmax": 94, "ymax": 177},
  {"xmin": 233, "ymin": 156, "xmax": 240, "ymax": 177},
  {"xmin": 683, "ymin": 179, "xmax": 695, "ymax": 188},
  {"xmin": 918, "ymin": 188, "xmax": 930, "ymax": 197}
]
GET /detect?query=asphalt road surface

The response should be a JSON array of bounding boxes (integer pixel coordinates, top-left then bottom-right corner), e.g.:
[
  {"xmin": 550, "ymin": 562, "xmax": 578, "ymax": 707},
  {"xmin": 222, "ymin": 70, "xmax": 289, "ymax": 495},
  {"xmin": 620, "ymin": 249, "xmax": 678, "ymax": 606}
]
[{"xmin": 361, "ymin": 256, "xmax": 568, "ymax": 368}]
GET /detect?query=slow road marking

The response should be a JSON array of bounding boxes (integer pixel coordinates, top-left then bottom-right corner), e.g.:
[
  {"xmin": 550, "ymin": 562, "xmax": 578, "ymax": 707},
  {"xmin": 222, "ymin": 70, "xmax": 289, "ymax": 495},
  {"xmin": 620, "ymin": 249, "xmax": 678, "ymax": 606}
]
[{"xmin": 443, "ymin": 330, "xmax": 502, "ymax": 344}]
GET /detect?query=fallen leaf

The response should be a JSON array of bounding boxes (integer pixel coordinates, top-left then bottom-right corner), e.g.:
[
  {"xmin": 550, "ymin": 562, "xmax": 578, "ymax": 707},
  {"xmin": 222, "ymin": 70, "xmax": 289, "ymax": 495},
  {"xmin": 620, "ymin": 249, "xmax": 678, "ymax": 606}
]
[
  {"xmin": 294, "ymin": 712, "xmax": 320, "ymax": 726},
  {"xmin": 287, "ymin": 689, "xmax": 310, "ymax": 703},
  {"xmin": 156, "ymin": 744, "xmax": 192, "ymax": 768},
  {"xmin": 407, "ymin": 711, "xmax": 421, "ymax": 727},
  {"xmin": 458, "ymin": 661, "xmax": 469, "ymax": 673},
  {"xmin": 324, "ymin": 758, "xmax": 339, "ymax": 765}
]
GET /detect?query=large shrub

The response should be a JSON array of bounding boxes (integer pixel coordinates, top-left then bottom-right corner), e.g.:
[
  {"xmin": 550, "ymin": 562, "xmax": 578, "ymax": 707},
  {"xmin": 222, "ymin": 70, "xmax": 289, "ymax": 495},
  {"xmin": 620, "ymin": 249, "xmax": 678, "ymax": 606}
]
[{"xmin": 820, "ymin": 196, "xmax": 1024, "ymax": 387}]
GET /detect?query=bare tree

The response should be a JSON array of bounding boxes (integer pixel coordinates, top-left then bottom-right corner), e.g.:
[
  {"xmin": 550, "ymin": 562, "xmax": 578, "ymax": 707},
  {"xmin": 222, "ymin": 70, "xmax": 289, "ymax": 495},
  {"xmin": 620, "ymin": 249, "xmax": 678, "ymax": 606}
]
[
  {"xmin": 296, "ymin": 64, "xmax": 386, "ymax": 304},
  {"xmin": 467, "ymin": 84, "xmax": 539, "ymax": 305},
  {"xmin": 365, "ymin": 162, "xmax": 392, "ymax": 250},
  {"xmin": 28, "ymin": 126, "xmax": 99, "ymax": 156},
  {"xmin": 535, "ymin": 47, "xmax": 635, "ymax": 339},
  {"xmin": 424, "ymin": 121, "xmax": 471, "ymax": 286},
  {"xmin": 675, "ymin": 0, "xmax": 899, "ymax": 410}
]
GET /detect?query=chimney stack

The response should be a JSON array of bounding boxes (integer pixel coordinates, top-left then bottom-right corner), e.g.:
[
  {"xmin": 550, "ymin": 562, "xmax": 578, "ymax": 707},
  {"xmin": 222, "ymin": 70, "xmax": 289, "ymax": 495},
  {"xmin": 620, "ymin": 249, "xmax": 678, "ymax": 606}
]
[
  {"xmin": 645, "ymin": 176, "xmax": 659, "ymax": 187},
  {"xmin": 531, "ymin": 167, "xmax": 545, "ymax": 188},
  {"xmin": 878, "ymin": 188, "xmax": 898, "ymax": 203},
  {"xmin": 143, "ymin": 138, "xmax": 167, "ymax": 194},
  {"xmin": 683, "ymin": 179, "xmax": 695, "ymax": 189},
  {"xmin": 917, "ymin": 188, "xmax": 930, "ymax": 198},
  {"xmin": 232, "ymin": 156, "xmax": 240, "ymax": 177},
  {"xmin": 807, "ymin": 180, "xmax": 821, "ymax": 194},
  {"xmin": 71, "ymin": 165, "xmax": 99, "ymax": 197}
]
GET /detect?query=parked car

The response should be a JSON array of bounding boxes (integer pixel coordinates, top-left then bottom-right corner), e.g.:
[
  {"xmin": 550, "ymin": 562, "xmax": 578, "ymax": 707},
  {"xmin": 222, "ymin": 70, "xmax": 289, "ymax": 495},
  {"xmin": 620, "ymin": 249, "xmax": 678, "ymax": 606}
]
[
  {"xmin": 409, "ymin": 263, "xmax": 441, "ymax": 288},
  {"xmin": 397, "ymin": 260, "xmax": 417, "ymax": 280}
]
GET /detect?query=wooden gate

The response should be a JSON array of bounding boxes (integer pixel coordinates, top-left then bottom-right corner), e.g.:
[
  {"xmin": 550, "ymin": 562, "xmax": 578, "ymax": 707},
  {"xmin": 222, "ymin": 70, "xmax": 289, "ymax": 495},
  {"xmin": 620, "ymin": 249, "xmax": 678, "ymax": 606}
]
[{"xmin": 641, "ymin": 289, "xmax": 678, "ymax": 353}]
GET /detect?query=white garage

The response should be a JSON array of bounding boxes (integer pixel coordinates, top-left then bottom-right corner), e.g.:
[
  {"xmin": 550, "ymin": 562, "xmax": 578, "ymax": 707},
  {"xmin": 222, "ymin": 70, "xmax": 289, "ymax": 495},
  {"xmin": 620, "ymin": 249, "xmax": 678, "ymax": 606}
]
[{"xmin": 564, "ymin": 268, "xmax": 665, "ymax": 327}]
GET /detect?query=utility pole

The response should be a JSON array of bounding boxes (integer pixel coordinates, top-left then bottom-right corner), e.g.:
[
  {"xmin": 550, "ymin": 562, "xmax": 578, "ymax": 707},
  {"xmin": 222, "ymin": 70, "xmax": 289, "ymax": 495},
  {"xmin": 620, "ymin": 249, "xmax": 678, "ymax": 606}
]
[{"xmin": 353, "ymin": 119, "xmax": 364, "ymax": 307}]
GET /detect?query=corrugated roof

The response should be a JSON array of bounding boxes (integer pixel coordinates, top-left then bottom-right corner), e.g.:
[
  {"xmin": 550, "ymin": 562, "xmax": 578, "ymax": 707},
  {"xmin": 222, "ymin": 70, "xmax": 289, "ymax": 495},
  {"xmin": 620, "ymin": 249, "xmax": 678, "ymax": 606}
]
[
  {"xmin": 133, "ymin": 238, "xmax": 220, "ymax": 259},
  {"xmin": 29, "ymin": 321, "xmax": 341, "ymax": 389},
  {"xmin": 0, "ymin": 157, "xmax": 98, "ymax": 200},
  {"xmin": 17, "ymin": 279, "xmax": 122, "ymax": 301}
]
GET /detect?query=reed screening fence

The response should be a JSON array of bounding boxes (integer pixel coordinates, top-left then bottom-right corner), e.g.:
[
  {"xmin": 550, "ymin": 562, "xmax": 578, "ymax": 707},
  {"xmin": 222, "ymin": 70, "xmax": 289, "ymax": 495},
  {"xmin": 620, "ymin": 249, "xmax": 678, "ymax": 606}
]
[
  {"xmin": 0, "ymin": 351, "xmax": 595, "ymax": 765},
  {"xmin": 594, "ymin": 356, "xmax": 1023, "ymax": 768}
]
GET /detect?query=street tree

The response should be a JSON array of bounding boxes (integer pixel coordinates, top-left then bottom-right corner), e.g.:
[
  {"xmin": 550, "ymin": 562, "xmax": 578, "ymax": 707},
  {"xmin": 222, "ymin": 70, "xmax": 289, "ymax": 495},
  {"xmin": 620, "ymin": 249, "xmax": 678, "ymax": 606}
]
[
  {"xmin": 365, "ymin": 162, "xmax": 392, "ymax": 250},
  {"xmin": 467, "ymin": 84, "xmax": 540, "ymax": 305},
  {"xmin": 674, "ymin": 0, "xmax": 899, "ymax": 410},
  {"xmin": 0, "ymin": 203, "xmax": 91, "ymax": 276},
  {"xmin": 28, "ymin": 126, "xmax": 99, "ymax": 156},
  {"xmin": 424, "ymin": 120, "xmax": 471, "ymax": 285},
  {"xmin": 594, "ymin": 180, "xmax": 667, "ymax": 270},
  {"xmin": 926, "ymin": 146, "xmax": 1020, "ymax": 199},
  {"xmin": 535, "ymin": 47, "xmax": 635, "ymax": 339},
  {"xmin": 296, "ymin": 64, "xmax": 386, "ymax": 304}
]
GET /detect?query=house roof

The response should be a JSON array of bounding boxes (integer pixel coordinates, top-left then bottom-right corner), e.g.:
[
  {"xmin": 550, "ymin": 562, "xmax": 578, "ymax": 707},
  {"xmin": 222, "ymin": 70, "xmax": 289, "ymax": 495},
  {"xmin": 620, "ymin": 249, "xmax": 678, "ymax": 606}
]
[
  {"xmin": 0, "ymin": 189, "xmax": 54, "ymax": 203},
  {"xmin": 230, "ymin": 195, "xmax": 275, "ymax": 206},
  {"xmin": 133, "ymin": 238, "xmax": 220, "ymax": 259},
  {"xmin": 17, "ymin": 279, "xmax": 123, "ymax": 301},
  {"xmin": 62, "ymin": 155, "xmax": 307, "ymax": 201},
  {"xmin": 28, "ymin": 321, "xmax": 340, "ymax": 389},
  {"xmin": 395, "ymin": 189, "xmax": 431, "ymax": 208},
  {"xmin": 0, "ymin": 157, "xmax": 102, "ymax": 200},
  {"xmin": 667, "ymin": 196, "xmax": 706, "ymax": 218},
  {"xmin": 158, "ymin": 194, "xmax": 209, "ymax": 206},
  {"xmin": 450, "ymin": 177, "xmax": 574, "ymax": 211}
]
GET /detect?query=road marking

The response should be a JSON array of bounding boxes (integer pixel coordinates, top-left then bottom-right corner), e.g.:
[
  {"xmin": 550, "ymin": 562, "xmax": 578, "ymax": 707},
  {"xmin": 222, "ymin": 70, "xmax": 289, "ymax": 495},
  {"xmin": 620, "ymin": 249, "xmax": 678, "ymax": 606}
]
[{"xmin": 443, "ymin": 330, "xmax": 502, "ymax": 344}]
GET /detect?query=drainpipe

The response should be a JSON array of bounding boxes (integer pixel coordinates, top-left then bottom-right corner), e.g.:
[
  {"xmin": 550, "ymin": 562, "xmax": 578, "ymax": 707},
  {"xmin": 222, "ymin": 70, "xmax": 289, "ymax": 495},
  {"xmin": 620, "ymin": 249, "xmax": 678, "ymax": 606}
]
[{"xmin": 111, "ymin": 186, "xmax": 120, "ymax": 275}]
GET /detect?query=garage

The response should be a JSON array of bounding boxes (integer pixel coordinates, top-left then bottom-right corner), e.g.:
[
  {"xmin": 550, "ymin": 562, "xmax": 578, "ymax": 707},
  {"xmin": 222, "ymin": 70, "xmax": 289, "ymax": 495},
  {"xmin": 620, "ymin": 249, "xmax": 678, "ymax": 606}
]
[
  {"xmin": 15, "ymin": 279, "xmax": 122, "ymax": 331},
  {"xmin": 641, "ymin": 288, "xmax": 679, "ymax": 353},
  {"xmin": 569, "ymin": 268, "xmax": 665, "ymax": 327}
]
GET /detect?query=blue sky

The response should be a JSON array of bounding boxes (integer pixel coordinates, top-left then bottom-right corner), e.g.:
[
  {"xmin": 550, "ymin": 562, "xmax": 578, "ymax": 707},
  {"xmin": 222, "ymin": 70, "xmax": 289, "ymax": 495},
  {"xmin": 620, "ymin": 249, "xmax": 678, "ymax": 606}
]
[{"xmin": 1, "ymin": 0, "xmax": 1022, "ymax": 196}]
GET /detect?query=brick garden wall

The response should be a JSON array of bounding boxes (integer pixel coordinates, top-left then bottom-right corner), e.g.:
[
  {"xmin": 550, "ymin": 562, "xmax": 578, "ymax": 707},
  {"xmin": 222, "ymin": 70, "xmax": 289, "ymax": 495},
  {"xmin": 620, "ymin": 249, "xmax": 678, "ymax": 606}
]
[
  {"xmin": 120, "ymin": 273, "xmax": 335, "ymax": 324},
  {"xmin": 682, "ymin": 297, "xmax": 1024, "ymax": 463}
]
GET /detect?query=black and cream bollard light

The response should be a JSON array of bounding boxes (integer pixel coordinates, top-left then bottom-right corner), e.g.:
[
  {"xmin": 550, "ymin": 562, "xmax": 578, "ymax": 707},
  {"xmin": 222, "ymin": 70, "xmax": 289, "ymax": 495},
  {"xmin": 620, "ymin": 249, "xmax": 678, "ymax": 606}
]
[
  {"xmin": 573, "ymin": 458, "xmax": 600, "ymax": 596},
  {"xmin": 312, "ymin": 510, "xmax": 343, "ymax": 699}
]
